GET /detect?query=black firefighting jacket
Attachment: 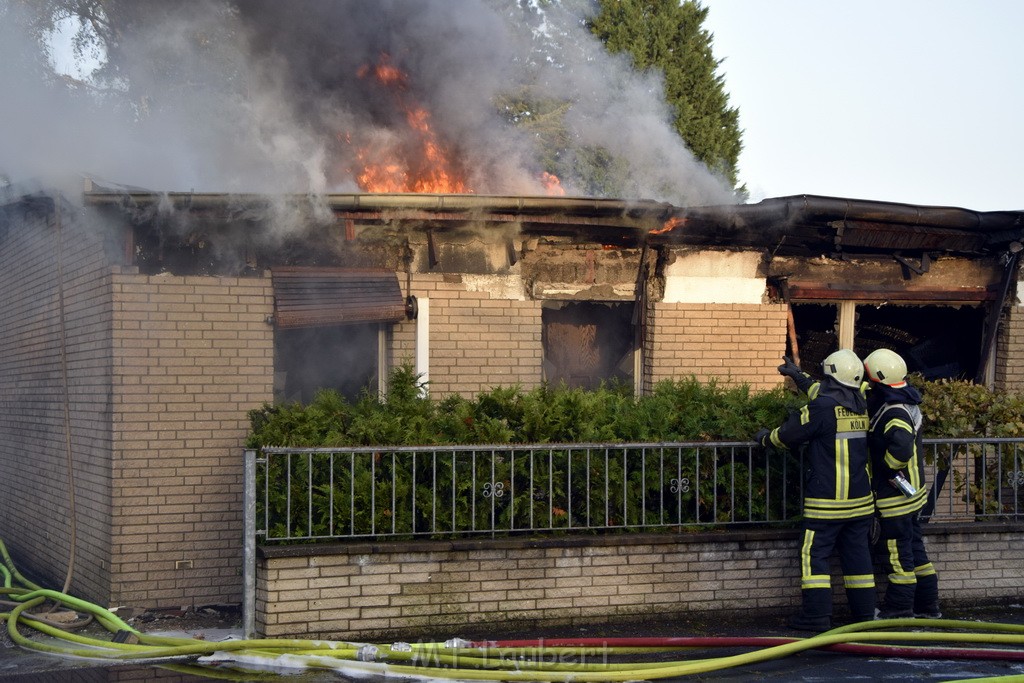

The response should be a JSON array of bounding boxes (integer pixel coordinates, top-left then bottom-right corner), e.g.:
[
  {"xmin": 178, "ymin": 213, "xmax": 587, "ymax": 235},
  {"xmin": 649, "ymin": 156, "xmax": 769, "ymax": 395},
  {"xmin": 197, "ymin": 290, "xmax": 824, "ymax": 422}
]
[
  {"xmin": 766, "ymin": 377, "xmax": 873, "ymax": 521},
  {"xmin": 867, "ymin": 382, "xmax": 928, "ymax": 518}
]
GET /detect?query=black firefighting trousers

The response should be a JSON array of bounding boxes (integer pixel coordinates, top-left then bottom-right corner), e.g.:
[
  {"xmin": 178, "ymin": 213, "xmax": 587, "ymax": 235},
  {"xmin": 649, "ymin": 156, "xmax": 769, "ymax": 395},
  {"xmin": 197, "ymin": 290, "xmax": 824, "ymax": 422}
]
[
  {"xmin": 878, "ymin": 511, "xmax": 939, "ymax": 612},
  {"xmin": 799, "ymin": 515, "xmax": 876, "ymax": 620}
]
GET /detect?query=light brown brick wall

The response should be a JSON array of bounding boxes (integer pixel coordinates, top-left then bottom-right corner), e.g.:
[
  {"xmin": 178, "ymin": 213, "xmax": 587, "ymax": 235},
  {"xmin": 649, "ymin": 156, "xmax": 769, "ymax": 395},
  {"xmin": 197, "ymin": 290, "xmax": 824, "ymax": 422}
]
[
  {"xmin": 110, "ymin": 272, "xmax": 274, "ymax": 608},
  {"xmin": 391, "ymin": 273, "xmax": 543, "ymax": 397},
  {"xmin": 0, "ymin": 203, "xmax": 114, "ymax": 605},
  {"xmin": 927, "ymin": 527, "xmax": 1024, "ymax": 602},
  {"xmin": 645, "ymin": 303, "xmax": 789, "ymax": 392},
  {"xmin": 256, "ymin": 526, "xmax": 1024, "ymax": 639},
  {"xmin": 390, "ymin": 283, "xmax": 790, "ymax": 399},
  {"xmin": 995, "ymin": 301, "xmax": 1024, "ymax": 392}
]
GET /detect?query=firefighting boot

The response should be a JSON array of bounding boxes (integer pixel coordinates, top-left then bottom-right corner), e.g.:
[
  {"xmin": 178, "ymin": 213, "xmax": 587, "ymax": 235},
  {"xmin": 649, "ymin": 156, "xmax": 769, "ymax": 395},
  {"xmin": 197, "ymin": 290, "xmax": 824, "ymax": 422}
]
[
  {"xmin": 846, "ymin": 586, "xmax": 877, "ymax": 623},
  {"xmin": 877, "ymin": 582, "xmax": 915, "ymax": 619},
  {"xmin": 913, "ymin": 572, "xmax": 941, "ymax": 618},
  {"xmin": 912, "ymin": 602, "xmax": 942, "ymax": 619},
  {"xmin": 787, "ymin": 588, "xmax": 832, "ymax": 632},
  {"xmin": 785, "ymin": 612, "xmax": 832, "ymax": 632}
]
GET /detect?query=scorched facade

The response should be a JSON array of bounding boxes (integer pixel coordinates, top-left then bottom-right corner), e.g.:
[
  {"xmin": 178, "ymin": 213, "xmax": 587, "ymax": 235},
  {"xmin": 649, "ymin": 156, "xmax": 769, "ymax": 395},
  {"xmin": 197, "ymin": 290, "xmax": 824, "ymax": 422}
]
[{"xmin": 0, "ymin": 180, "xmax": 1021, "ymax": 610}]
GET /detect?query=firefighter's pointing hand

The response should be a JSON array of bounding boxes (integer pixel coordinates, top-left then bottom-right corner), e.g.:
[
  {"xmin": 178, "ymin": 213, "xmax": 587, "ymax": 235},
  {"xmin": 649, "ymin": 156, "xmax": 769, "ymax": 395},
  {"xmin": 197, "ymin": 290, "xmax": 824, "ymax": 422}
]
[{"xmin": 778, "ymin": 356, "xmax": 802, "ymax": 379}]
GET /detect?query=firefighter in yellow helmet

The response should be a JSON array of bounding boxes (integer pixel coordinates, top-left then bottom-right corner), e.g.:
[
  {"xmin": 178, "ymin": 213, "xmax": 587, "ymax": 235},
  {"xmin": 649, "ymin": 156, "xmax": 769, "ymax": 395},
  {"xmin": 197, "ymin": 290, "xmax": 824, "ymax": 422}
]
[
  {"xmin": 863, "ymin": 348, "xmax": 941, "ymax": 619},
  {"xmin": 756, "ymin": 349, "xmax": 875, "ymax": 631}
]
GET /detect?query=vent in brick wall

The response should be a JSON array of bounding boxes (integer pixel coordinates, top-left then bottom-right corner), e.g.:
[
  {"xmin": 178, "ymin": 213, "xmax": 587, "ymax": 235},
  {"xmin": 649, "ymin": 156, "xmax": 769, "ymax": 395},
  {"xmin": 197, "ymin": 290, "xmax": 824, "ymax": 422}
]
[{"xmin": 272, "ymin": 267, "xmax": 406, "ymax": 328}]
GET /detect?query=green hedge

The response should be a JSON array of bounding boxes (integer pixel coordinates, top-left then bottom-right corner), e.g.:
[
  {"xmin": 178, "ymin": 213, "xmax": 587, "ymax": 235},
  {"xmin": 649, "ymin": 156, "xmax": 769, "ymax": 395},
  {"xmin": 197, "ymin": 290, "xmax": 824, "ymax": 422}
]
[
  {"xmin": 247, "ymin": 365, "xmax": 1024, "ymax": 448},
  {"xmin": 247, "ymin": 366, "xmax": 1024, "ymax": 540},
  {"xmin": 918, "ymin": 377, "xmax": 1024, "ymax": 438}
]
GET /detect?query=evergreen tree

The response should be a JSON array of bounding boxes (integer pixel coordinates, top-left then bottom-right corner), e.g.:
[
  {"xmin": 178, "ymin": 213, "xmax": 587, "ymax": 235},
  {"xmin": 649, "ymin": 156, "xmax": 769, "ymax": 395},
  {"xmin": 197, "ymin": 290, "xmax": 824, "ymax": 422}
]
[{"xmin": 589, "ymin": 0, "xmax": 743, "ymax": 191}]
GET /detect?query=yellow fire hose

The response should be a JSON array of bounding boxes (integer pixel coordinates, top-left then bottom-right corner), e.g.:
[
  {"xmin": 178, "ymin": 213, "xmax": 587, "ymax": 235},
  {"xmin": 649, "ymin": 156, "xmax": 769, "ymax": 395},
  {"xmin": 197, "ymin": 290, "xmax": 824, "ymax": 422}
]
[{"xmin": 2, "ymin": 539, "xmax": 1024, "ymax": 682}]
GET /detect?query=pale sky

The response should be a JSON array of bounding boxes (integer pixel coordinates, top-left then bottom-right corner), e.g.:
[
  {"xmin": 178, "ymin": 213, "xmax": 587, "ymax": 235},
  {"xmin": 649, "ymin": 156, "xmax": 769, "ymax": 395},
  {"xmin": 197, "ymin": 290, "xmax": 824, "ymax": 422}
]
[{"xmin": 701, "ymin": 1, "xmax": 1024, "ymax": 212}]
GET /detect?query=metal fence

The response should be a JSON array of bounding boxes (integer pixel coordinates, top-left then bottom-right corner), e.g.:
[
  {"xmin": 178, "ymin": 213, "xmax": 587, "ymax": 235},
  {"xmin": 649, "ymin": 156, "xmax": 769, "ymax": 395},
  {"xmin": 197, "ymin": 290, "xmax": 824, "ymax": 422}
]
[
  {"xmin": 244, "ymin": 438, "xmax": 1024, "ymax": 544},
  {"xmin": 920, "ymin": 438, "xmax": 1024, "ymax": 521}
]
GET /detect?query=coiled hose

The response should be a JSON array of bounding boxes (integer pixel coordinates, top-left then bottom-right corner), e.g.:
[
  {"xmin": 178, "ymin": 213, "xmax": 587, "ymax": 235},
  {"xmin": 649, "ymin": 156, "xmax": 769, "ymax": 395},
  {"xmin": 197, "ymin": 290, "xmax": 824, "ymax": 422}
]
[{"xmin": 2, "ymin": 539, "xmax": 1023, "ymax": 682}]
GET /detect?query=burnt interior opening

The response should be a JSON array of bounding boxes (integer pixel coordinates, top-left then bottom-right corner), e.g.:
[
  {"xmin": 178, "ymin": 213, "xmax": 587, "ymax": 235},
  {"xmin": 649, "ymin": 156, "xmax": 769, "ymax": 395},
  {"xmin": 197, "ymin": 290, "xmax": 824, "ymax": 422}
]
[
  {"xmin": 790, "ymin": 303, "xmax": 838, "ymax": 377},
  {"xmin": 275, "ymin": 323, "xmax": 380, "ymax": 403},
  {"xmin": 789, "ymin": 302, "xmax": 985, "ymax": 381},
  {"xmin": 854, "ymin": 304, "xmax": 984, "ymax": 381},
  {"xmin": 542, "ymin": 301, "xmax": 634, "ymax": 390}
]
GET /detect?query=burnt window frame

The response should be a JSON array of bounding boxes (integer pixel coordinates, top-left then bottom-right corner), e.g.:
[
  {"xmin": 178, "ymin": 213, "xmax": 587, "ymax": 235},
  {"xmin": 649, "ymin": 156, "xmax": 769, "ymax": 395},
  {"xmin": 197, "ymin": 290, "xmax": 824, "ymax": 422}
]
[
  {"xmin": 540, "ymin": 300, "xmax": 639, "ymax": 393},
  {"xmin": 788, "ymin": 298, "xmax": 989, "ymax": 383}
]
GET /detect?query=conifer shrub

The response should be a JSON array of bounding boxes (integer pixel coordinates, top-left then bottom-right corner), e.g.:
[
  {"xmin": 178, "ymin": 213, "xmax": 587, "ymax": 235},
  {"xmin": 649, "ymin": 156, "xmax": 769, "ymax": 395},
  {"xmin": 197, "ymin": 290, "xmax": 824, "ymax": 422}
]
[
  {"xmin": 246, "ymin": 364, "xmax": 808, "ymax": 447},
  {"xmin": 246, "ymin": 365, "xmax": 1024, "ymax": 447},
  {"xmin": 246, "ymin": 365, "xmax": 1024, "ymax": 539}
]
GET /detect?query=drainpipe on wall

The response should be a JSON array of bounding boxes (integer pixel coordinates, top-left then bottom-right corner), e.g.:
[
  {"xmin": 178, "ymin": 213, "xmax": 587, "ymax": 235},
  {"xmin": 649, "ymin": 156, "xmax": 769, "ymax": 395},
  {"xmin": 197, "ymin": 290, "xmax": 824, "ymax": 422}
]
[
  {"xmin": 415, "ymin": 298, "xmax": 430, "ymax": 397},
  {"xmin": 378, "ymin": 325, "xmax": 389, "ymax": 399},
  {"xmin": 53, "ymin": 193, "xmax": 78, "ymax": 596},
  {"xmin": 242, "ymin": 449, "xmax": 256, "ymax": 640}
]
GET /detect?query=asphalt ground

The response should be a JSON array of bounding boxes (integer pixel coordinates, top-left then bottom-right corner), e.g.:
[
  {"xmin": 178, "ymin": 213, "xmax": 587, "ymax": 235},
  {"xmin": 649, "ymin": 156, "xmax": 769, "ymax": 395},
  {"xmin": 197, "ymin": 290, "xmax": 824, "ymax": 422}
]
[{"xmin": 2, "ymin": 602, "xmax": 1024, "ymax": 681}]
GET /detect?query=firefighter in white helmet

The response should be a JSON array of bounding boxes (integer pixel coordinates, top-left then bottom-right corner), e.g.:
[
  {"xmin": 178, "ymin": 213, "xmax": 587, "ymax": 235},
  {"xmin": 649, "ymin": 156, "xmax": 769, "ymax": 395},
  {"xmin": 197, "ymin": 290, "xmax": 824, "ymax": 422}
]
[
  {"xmin": 755, "ymin": 349, "xmax": 875, "ymax": 631},
  {"xmin": 863, "ymin": 348, "xmax": 941, "ymax": 619}
]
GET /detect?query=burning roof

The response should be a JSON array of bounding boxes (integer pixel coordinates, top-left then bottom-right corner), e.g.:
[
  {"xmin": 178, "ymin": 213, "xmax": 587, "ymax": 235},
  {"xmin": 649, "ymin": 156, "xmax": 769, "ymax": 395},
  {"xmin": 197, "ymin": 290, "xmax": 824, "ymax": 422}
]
[{"xmin": 77, "ymin": 184, "xmax": 1024, "ymax": 259}]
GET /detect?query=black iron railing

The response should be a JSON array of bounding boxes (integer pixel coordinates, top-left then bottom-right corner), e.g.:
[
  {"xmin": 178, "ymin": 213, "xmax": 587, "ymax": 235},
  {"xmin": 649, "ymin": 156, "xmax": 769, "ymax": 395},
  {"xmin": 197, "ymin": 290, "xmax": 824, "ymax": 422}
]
[{"xmin": 244, "ymin": 438, "xmax": 1024, "ymax": 543}]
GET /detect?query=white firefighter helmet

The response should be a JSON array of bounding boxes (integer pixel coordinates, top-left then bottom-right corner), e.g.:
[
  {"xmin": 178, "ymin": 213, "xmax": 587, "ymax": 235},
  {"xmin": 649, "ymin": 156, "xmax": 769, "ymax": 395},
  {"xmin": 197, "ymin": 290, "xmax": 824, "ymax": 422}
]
[
  {"xmin": 822, "ymin": 349, "xmax": 864, "ymax": 388},
  {"xmin": 863, "ymin": 348, "xmax": 908, "ymax": 387}
]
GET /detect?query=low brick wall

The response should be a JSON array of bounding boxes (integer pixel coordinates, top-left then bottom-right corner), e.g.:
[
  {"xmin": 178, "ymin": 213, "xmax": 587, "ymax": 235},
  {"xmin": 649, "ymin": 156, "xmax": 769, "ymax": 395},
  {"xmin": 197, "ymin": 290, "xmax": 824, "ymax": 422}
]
[{"xmin": 256, "ymin": 524, "xmax": 1024, "ymax": 640}]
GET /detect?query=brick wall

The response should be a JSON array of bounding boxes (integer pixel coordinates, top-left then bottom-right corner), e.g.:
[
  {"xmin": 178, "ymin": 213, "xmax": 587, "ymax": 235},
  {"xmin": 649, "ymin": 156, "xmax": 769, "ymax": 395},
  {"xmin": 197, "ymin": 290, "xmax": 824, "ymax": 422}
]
[
  {"xmin": 110, "ymin": 272, "xmax": 274, "ymax": 608},
  {"xmin": 995, "ymin": 300, "xmax": 1024, "ymax": 392},
  {"xmin": 391, "ymin": 273, "xmax": 543, "ymax": 397},
  {"xmin": 390, "ymin": 282, "xmax": 791, "ymax": 399},
  {"xmin": 257, "ymin": 525, "xmax": 1024, "ymax": 640},
  {"xmin": 0, "ymin": 203, "xmax": 114, "ymax": 604},
  {"xmin": 645, "ymin": 303, "xmax": 789, "ymax": 393}
]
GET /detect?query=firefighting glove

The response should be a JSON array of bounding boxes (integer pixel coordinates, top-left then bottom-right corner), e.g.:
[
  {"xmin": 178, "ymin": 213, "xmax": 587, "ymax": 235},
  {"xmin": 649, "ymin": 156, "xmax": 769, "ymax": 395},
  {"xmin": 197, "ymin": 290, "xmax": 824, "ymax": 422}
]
[
  {"xmin": 777, "ymin": 356, "xmax": 802, "ymax": 380},
  {"xmin": 753, "ymin": 428, "xmax": 771, "ymax": 448},
  {"xmin": 869, "ymin": 513, "xmax": 882, "ymax": 546},
  {"xmin": 778, "ymin": 356, "xmax": 814, "ymax": 393}
]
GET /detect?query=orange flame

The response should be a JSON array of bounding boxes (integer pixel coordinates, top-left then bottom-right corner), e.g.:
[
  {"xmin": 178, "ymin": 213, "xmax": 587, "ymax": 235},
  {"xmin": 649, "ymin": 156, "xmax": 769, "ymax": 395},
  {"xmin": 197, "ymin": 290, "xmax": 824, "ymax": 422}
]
[
  {"xmin": 651, "ymin": 216, "xmax": 687, "ymax": 235},
  {"xmin": 352, "ymin": 54, "xmax": 471, "ymax": 194},
  {"xmin": 355, "ymin": 56, "xmax": 406, "ymax": 87},
  {"xmin": 541, "ymin": 171, "xmax": 566, "ymax": 196}
]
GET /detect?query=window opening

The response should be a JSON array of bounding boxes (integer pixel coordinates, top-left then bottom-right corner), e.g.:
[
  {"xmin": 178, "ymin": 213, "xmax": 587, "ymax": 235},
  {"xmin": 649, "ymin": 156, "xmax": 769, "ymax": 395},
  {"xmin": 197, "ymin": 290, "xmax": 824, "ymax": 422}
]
[
  {"xmin": 542, "ymin": 301, "xmax": 635, "ymax": 390},
  {"xmin": 275, "ymin": 323, "xmax": 381, "ymax": 403},
  {"xmin": 790, "ymin": 302, "xmax": 985, "ymax": 381},
  {"xmin": 789, "ymin": 303, "xmax": 839, "ymax": 377},
  {"xmin": 854, "ymin": 304, "xmax": 984, "ymax": 380}
]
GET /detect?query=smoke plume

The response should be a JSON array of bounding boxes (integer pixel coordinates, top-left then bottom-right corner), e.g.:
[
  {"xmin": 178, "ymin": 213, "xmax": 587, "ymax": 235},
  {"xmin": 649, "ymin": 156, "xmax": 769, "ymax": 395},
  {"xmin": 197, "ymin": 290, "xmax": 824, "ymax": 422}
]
[{"xmin": 0, "ymin": 0, "xmax": 735, "ymax": 206}]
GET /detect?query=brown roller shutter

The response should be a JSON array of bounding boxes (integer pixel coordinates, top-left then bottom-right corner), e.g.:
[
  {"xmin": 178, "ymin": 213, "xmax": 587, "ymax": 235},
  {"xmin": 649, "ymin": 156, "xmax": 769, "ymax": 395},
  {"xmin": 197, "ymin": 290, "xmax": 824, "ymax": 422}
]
[{"xmin": 272, "ymin": 267, "xmax": 406, "ymax": 328}]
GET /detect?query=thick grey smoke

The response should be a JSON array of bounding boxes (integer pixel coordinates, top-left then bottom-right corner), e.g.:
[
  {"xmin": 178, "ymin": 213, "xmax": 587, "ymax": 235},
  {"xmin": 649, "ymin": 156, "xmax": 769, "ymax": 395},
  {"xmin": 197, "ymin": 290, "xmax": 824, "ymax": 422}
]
[{"xmin": 0, "ymin": 0, "xmax": 735, "ymax": 206}]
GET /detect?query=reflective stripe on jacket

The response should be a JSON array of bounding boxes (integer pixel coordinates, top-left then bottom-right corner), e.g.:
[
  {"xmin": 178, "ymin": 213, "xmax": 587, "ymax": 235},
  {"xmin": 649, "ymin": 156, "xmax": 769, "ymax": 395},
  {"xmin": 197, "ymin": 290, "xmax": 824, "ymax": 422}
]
[
  {"xmin": 768, "ymin": 383, "xmax": 872, "ymax": 520},
  {"xmin": 868, "ymin": 401, "xmax": 928, "ymax": 516}
]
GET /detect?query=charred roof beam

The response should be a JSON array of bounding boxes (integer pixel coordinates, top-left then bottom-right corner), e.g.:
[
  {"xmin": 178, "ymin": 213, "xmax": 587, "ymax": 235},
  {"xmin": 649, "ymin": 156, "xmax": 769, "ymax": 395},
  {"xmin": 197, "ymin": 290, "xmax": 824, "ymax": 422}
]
[
  {"xmin": 828, "ymin": 218, "xmax": 986, "ymax": 253},
  {"xmin": 892, "ymin": 252, "xmax": 931, "ymax": 279}
]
